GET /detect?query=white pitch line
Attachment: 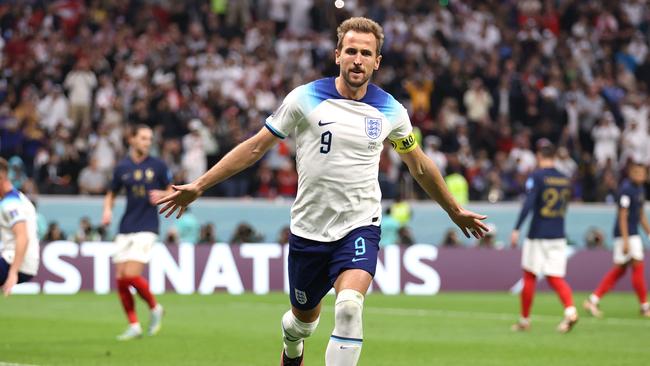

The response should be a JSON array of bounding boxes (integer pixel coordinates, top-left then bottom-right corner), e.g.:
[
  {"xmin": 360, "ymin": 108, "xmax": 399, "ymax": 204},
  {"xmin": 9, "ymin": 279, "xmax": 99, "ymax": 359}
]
[
  {"xmin": 0, "ymin": 362, "xmax": 40, "ymax": 366},
  {"xmin": 230, "ymin": 301, "xmax": 650, "ymax": 327}
]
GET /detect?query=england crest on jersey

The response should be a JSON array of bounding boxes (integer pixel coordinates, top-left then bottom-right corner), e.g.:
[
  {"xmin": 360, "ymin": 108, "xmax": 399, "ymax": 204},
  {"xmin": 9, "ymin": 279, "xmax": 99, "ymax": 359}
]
[{"xmin": 365, "ymin": 117, "xmax": 382, "ymax": 139}]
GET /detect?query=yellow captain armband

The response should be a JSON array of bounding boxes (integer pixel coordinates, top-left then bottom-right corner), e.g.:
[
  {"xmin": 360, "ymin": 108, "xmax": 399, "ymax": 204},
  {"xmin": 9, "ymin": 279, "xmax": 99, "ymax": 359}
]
[{"xmin": 389, "ymin": 132, "xmax": 418, "ymax": 153}]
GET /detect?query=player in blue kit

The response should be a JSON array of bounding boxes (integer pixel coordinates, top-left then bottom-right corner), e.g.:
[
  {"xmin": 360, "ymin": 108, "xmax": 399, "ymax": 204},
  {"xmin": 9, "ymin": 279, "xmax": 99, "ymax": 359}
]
[
  {"xmin": 510, "ymin": 139, "xmax": 578, "ymax": 333},
  {"xmin": 157, "ymin": 17, "xmax": 488, "ymax": 366},
  {"xmin": 102, "ymin": 125, "xmax": 171, "ymax": 340},
  {"xmin": 0, "ymin": 157, "xmax": 40, "ymax": 297},
  {"xmin": 584, "ymin": 162, "xmax": 650, "ymax": 318}
]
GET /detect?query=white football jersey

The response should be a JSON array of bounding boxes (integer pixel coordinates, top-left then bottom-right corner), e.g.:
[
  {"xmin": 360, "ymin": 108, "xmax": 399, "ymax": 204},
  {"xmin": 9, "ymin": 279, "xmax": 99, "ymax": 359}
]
[
  {"xmin": 0, "ymin": 189, "xmax": 40, "ymax": 275},
  {"xmin": 266, "ymin": 77, "xmax": 414, "ymax": 242}
]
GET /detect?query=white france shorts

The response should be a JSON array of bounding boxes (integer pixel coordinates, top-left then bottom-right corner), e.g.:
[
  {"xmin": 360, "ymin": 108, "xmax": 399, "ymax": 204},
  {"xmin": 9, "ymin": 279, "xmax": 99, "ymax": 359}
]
[
  {"xmin": 522, "ymin": 238, "xmax": 568, "ymax": 277},
  {"xmin": 112, "ymin": 232, "xmax": 158, "ymax": 264},
  {"xmin": 613, "ymin": 235, "xmax": 644, "ymax": 265}
]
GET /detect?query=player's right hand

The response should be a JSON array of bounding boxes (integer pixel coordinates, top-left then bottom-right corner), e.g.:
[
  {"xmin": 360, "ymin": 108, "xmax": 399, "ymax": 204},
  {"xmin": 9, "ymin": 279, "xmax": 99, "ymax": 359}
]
[
  {"xmin": 157, "ymin": 183, "xmax": 202, "ymax": 219},
  {"xmin": 3, "ymin": 271, "xmax": 17, "ymax": 297},
  {"xmin": 101, "ymin": 210, "xmax": 112, "ymax": 226},
  {"xmin": 623, "ymin": 240, "xmax": 630, "ymax": 255},
  {"xmin": 510, "ymin": 230, "xmax": 519, "ymax": 248}
]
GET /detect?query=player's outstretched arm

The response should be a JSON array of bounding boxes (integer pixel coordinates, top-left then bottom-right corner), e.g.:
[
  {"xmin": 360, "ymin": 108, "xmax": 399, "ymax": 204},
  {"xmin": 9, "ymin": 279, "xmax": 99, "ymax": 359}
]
[
  {"xmin": 157, "ymin": 127, "xmax": 280, "ymax": 218},
  {"xmin": 399, "ymin": 146, "xmax": 488, "ymax": 238},
  {"xmin": 3, "ymin": 221, "xmax": 27, "ymax": 297}
]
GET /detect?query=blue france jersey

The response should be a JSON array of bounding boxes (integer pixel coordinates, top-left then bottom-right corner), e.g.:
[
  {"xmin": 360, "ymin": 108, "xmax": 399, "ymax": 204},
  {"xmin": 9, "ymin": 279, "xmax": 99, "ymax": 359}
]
[
  {"xmin": 110, "ymin": 156, "xmax": 171, "ymax": 234},
  {"xmin": 613, "ymin": 179, "xmax": 645, "ymax": 237},
  {"xmin": 514, "ymin": 168, "xmax": 571, "ymax": 239},
  {"xmin": 265, "ymin": 77, "xmax": 413, "ymax": 242}
]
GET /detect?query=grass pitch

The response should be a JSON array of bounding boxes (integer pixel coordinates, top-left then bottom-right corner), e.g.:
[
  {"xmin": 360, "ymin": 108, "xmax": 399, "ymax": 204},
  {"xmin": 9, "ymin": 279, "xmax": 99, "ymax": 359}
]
[{"xmin": 1, "ymin": 292, "xmax": 648, "ymax": 365}]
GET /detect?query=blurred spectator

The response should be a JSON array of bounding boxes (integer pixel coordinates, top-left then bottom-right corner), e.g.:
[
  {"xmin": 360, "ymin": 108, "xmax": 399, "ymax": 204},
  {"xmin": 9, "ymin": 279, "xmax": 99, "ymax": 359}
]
[
  {"xmin": 230, "ymin": 222, "xmax": 263, "ymax": 244},
  {"xmin": 277, "ymin": 225, "xmax": 291, "ymax": 245},
  {"xmin": 78, "ymin": 158, "xmax": 108, "ymax": 195},
  {"xmin": 8, "ymin": 156, "xmax": 27, "ymax": 190},
  {"xmin": 440, "ymin": 228, "xmax": 462, "ymax": 248},
  {"xmin": 555, "ymin": 147, "xmax": 578, "ymax": 180},
  {"xmin": 445, "ymin": 166, "xmax": 469, "ymax": 205},
  {"xmin": 44, "ymin": 222, "xmax": 65, "ymax": 242},
  {"xmin": 423, "ymin": 136, "xmax": 447, "ymax": 174},
  {"xmin": 397, "ymin": 226, "xmax": 415, "ymax": 246},
  {"xmin": 591, "ymin": 112, "xmax": 621, "ymax": 169},
  {"xmin": 73, "ymin": 216, "xmax": 101, "ymax": 243},
  {"xmin": 182, "ymin": 119, "xmax": 217, "ymax": 182},
  {"xmin": 199, "ymin": 223, "xmax": 217, "ymax": 244},
  {"xmin": 390, "ymin": 194, "xmax": 412, "ymax": 227},
  {"xmin": 64, "ymin": 59, "xmax": 97, "ymax": 130},
  {"xmin": 37, "ymin": 84, "xmax": 71, "ymax": 133},
  {"xmin": 276, "ymin": 161, "xmax": 298, "ymax": 198},
  {"xmin": 165, "ymin": 228, "xmax": 180, "ymax": 245},
  {"xmin": 475, "ymin": 223, "xmax": 502, "ymax": 249}
]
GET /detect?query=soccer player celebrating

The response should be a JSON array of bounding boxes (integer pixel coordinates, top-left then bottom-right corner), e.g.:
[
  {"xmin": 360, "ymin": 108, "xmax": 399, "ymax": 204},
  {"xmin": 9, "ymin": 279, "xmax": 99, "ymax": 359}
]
[
  {"xmin": 157, "ymin": 17, "xmax": 488, "ymax": 366},
  {"xmin": 102, "ymin": 125, "xmax": 171, "ymax": 340},
  {"xmin": 584, "ymin": 161, "xmax": 650, "ymax": 318},
  {"xmin": 0, "ymin": 157, "xmax": 40, "ymax": 297},
  {"xmin": 510, "ymin": 139, "xmax": 578, "ymax": 333}
]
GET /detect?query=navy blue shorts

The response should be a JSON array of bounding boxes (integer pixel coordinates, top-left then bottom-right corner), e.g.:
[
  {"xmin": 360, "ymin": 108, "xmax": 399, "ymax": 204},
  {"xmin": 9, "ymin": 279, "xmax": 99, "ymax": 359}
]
[
  {"xmin": 0, "ymin": 257, "xmax": 34, "ymax": 285},
  {"xmin": 288, "ymin": 225, "xmax": 381, "ymax": 310}
]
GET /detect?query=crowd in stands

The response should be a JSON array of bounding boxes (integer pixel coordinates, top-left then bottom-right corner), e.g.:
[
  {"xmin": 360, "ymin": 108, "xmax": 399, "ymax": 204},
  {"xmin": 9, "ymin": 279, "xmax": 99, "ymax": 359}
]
[{"xmin": 2, "ymin": 0, "xmax": 650, "ymax": 205}]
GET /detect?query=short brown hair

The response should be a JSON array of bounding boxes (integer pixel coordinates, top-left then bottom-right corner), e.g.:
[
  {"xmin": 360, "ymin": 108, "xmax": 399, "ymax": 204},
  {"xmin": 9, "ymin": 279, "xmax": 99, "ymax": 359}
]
[
  {"xmin": 336, "ymin": 17, "xmax": 384, "ymax": 55},
  {"xmin": 0, "ymin": 157, "xmax": 7, "ymax": 173},
  {"xmin": 131, "ymin": 124, "xmax": 151, "ymax": 137}
]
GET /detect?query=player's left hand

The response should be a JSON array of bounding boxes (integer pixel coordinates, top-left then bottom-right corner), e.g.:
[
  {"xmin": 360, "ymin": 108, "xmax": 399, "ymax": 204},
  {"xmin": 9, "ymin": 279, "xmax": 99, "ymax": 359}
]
[
  {"xmin": 449, "ymin": 208, "xmax": 489, "ymax": 239},
  {"xmin": 3, "ymin": 271, "xmax": 18, "ymax": 297}
]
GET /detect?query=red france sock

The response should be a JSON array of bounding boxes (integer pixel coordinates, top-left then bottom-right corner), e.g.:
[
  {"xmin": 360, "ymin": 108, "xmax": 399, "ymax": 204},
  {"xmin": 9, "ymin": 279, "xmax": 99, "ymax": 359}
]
[
  {"xmin": 128, "ymin": 276, "xmax": 157, "ymax": 309},
  {"xmin": 546, "ymin": 276, "xmax": 574, "ymax": 308},
  {"xmin": 521, "ymin": 271, "xmax": 537, "ymax": 318},
  {"xmin": 594, "ymin": 266, "xmax": 626, "ymax": 298},
  {"xmin": 117, "ymin": 278, "xmax": 138, "ymax": 324},
  {"xmin": 631, "ymin": 262, "xmax": 647, "ymax": 304}
]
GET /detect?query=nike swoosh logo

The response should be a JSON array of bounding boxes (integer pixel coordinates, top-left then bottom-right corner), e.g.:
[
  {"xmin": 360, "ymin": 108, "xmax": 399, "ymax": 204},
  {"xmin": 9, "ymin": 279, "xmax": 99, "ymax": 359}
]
[
  {"xmin": 351, "ymin": 258, "xmax": 368, "ymax": 263},
  {"xmin": 340, "ymin": 345, "xmax": 358, "ymax": 350},
  {"xmin": 318, "ymin": 120, "xmax": 336, "ymax": 126}
]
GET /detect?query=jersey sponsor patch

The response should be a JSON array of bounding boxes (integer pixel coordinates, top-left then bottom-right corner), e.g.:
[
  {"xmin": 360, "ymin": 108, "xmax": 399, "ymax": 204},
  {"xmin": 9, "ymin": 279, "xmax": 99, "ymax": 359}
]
[
  {"xmin": 389, "ymin": 132, "xmax": 417, "ymax": 153},
  {"xmin": 620, "ymin": 195, "xmax": 631, "ymax": 208},
  {"xmin": 365, "ymin": 117, "xmax": 382, "ymax": 139}
]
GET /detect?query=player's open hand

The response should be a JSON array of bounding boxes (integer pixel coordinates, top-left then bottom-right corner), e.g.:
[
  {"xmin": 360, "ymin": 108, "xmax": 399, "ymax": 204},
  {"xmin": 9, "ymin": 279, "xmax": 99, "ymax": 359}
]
[
  {"xmin": 3, "ymin": 271, "xmax": 17, "ymax": 297},
  {"xmin": 156, "ymin": 183, "xmax": 202, "ymax": 219},
  {"xmin": 101, "ymin": 210, "xmax": 112, "ymax": 227},
  {"xmin": 510, "ymin": 230, "xmax": 520, "ymax": 248},
  {"xmin": 449, "ymin": 208, "xmax": 489, "ymax": 239}
]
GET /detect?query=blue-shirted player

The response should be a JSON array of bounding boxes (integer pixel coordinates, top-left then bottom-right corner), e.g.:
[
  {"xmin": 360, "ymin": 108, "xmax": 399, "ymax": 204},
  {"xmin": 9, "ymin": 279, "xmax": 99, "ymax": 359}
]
[
  {"xmin": 511, "ymin": 139, "xmax": 578, "ymax": 333},
  {"xmin": 584, "ymin": 161, "xmax": 650, "ymax": 318},
  {"xmin": 102, "ymin": 124, "xmax": 171, "ymax": 340},
  {"xmin": 0, "ymin": 157, "xmax": 39, "ymax": 297},
  {"xmin": 157, "ymin": 17, "xmax": 488, "ymax": 366}
]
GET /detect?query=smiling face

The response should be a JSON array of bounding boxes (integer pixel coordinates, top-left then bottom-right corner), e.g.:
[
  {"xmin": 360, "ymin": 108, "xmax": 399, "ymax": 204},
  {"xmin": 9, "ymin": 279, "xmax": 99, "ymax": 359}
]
[{"xmin": 336, "ymin": 30, "xmax": 382, "ymax": 89}]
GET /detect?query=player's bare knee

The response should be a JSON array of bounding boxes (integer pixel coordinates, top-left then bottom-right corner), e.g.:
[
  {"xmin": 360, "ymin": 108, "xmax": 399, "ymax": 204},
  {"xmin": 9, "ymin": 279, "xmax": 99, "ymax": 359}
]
[{"xmin": 333, "ymin": 289, "xmax": 364, "ymax": 337}]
